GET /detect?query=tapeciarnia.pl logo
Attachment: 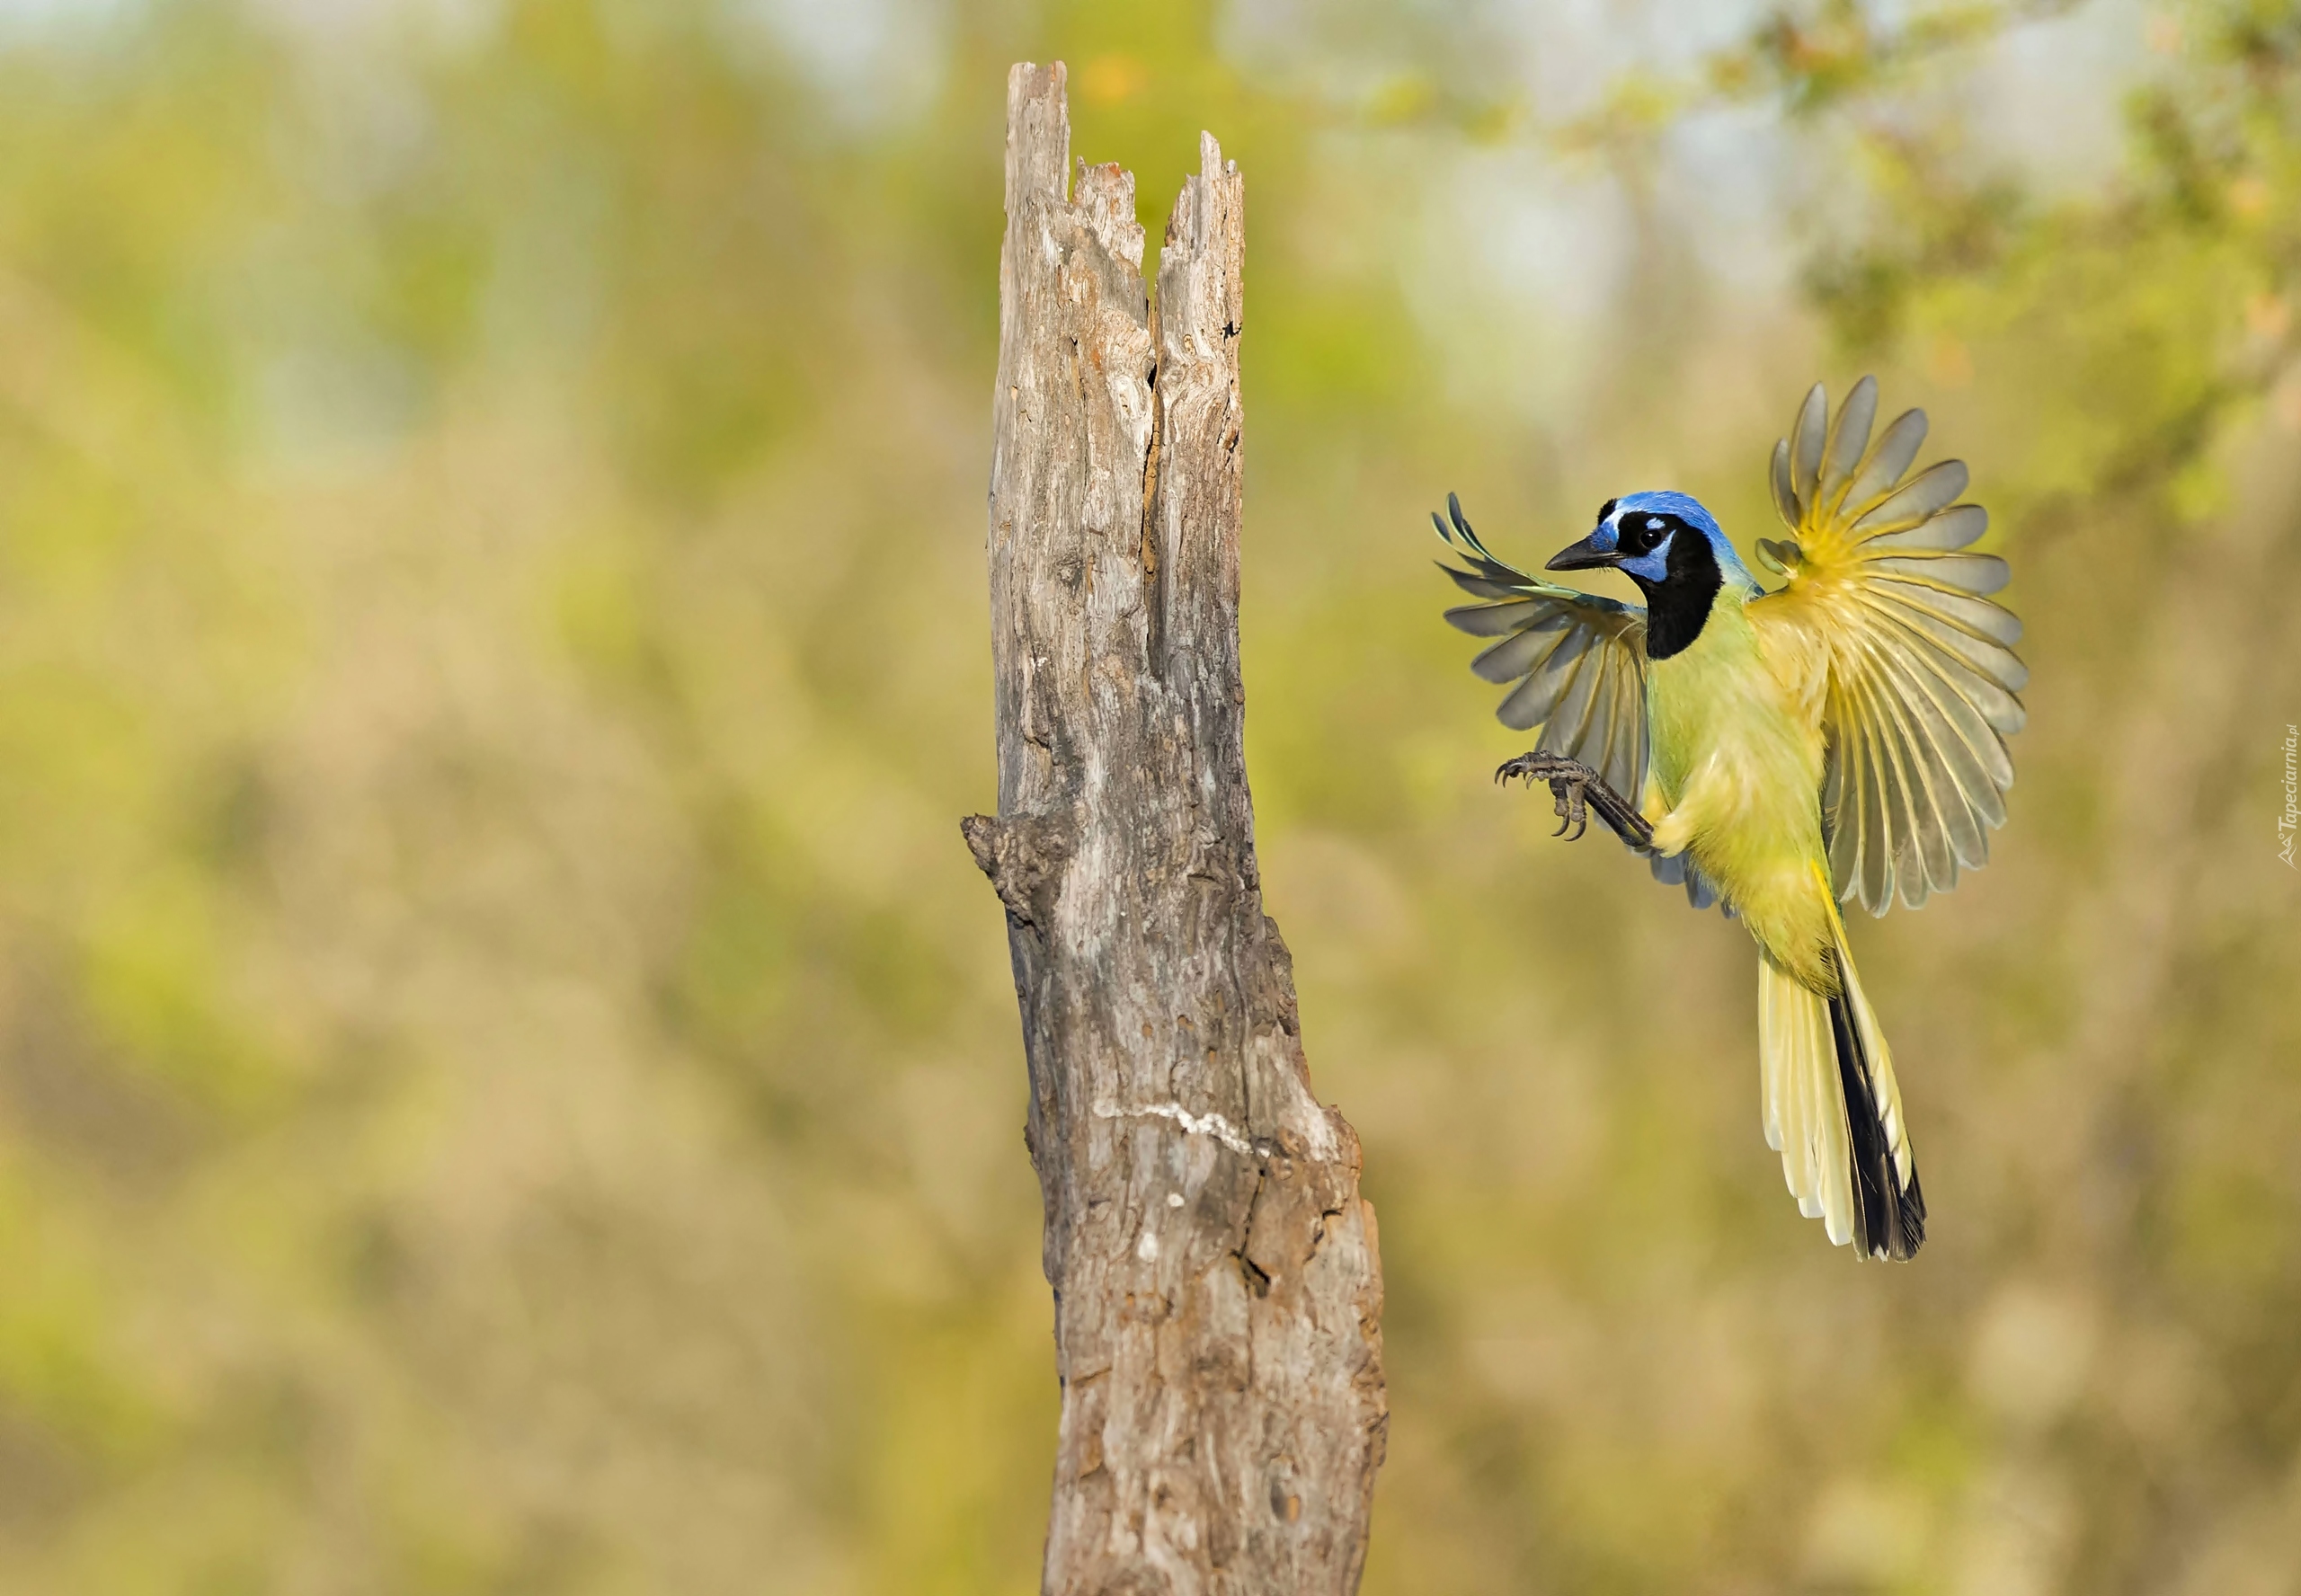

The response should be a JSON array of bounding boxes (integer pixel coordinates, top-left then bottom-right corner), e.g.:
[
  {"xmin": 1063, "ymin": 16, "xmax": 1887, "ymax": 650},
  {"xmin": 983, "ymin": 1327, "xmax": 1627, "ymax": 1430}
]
[{"xmin": 2282, "ymin": 723, "xmax": 2298, "ymax": 869}]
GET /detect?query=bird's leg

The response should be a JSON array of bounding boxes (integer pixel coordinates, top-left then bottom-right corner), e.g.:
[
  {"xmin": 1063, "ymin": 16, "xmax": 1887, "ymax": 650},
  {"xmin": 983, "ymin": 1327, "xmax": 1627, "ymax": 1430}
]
[{"xmin": 1495, "ymin": 753, "xmax": 1655, "ymax": 848}]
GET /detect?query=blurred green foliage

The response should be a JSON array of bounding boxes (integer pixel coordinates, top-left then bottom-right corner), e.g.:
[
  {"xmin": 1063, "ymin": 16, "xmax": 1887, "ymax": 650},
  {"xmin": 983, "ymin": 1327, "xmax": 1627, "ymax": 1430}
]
[{"xmin": 0, "ymin": 0, "xmax": 2293, "ymax": 1591}]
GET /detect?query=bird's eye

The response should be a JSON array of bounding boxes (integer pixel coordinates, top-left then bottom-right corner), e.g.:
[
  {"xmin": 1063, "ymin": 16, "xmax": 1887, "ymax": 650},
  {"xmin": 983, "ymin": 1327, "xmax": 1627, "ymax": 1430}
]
[{"xmin": 1622, "ymin": 515, "xmax": 1672, "ymax": 555}]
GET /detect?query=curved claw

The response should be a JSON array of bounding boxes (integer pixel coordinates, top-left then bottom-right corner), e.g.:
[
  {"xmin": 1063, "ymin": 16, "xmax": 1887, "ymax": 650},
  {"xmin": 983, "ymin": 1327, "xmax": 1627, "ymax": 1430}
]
[
  {"xmin": 1555, "ymin": 780, "xmax": 1590, "ymax": 841},
  {"xmin": 1500, "ymin": 754, "xmax": 1647, "ymax": 855},
  {"xmin": 1542, "ymin": 775, "xmax": 1589, "ymax": 840},
  {"xmin": 1497, "ymin": 751, "xmax": 1641, "ymax": 847}
]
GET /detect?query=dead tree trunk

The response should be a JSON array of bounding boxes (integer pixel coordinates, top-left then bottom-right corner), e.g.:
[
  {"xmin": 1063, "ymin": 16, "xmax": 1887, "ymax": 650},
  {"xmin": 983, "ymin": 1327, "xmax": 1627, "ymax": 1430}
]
[{"xmin": 962, "ymin": 61, "xmax": 1388, "ymax": 1596}]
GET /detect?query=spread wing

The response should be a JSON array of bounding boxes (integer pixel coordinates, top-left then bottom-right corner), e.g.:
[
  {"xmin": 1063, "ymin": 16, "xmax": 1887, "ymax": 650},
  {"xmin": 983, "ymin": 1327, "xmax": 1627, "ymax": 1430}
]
[
  {"xmin": 1433, "ymin": 492, "xmax": 1662, "ymax": 838},
  {"xmin": 1749, "ymin": 377, "xmax": 2027, "ymax": 915}
]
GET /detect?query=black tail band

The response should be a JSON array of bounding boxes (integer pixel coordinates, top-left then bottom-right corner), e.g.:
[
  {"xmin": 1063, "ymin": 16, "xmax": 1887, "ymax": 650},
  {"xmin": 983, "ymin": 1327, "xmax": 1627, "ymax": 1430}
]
[{"xmin": 1827, "ymin": 990, "xmax": 1926, "ymax": 1261}]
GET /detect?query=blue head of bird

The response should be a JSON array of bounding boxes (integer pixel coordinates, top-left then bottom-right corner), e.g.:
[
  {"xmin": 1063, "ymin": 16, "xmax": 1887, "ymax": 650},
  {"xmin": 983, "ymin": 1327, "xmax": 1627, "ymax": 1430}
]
[{"xmin": 1545, "ymin": 490, "xmax": 1759, "ymax": 659}]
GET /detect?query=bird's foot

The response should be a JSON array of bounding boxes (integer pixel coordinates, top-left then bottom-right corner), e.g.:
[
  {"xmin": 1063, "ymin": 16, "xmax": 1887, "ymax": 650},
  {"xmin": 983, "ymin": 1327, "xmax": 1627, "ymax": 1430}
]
[{"xmin": 1495, "ymin": 753, "xmax": 1655, "ymax": 848}]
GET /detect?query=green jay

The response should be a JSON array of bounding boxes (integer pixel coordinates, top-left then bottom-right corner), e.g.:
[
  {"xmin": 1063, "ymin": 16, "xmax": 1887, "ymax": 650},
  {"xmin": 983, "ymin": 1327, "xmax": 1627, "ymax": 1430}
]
[{"xmin": 1437, "ymin": 377, "xmax": 2023, "ymax": 1260}]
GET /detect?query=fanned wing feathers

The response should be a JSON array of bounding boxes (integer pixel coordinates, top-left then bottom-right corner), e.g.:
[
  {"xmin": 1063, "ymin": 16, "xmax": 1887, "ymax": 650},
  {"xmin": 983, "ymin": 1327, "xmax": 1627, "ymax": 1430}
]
[
  {"xmin": 1438, "ymin": 496, "xmax": 1723, "ymax": 914},
  {"xmin": 1751, "ymin": 377, "xmax": 2027, "ymax": 916},
  {"xmin": 1435, "ymin": 495, "xmax": 1649, "ymax": 809}
]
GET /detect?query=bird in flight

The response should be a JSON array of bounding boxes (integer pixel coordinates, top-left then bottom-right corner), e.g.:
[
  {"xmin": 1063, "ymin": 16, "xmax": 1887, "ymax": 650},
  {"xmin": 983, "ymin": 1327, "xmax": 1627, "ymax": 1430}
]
[{"xmin": 1435, "ymin": 377, "xmax": 2024, "ymax": 1259}]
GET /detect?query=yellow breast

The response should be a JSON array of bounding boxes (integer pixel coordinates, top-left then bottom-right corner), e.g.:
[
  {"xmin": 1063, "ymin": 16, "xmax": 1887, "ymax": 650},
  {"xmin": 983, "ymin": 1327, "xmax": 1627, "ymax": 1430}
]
[{"xmin": 1647, "ymin": 587, "xmax": 1836, "ymax": 984}]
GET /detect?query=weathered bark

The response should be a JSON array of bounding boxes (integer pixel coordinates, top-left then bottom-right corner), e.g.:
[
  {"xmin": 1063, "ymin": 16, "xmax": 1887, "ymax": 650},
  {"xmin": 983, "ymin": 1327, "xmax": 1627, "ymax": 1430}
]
[{"xmin": 963, "ymin": 62, "xmax": 1387, "ymax": 1596}]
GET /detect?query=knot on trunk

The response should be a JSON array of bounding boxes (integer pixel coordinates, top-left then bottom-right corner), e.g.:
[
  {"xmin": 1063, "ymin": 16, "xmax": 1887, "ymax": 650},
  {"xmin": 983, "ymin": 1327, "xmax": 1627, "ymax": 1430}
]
[{"xmin": 961, "ymin": 811, "xmax": 1073, "ymax": 928}]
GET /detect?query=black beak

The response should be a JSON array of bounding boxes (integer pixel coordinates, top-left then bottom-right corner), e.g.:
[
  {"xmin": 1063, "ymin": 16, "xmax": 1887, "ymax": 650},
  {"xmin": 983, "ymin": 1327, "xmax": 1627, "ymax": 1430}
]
[{"xmin": 1545, "ymin": 533, "xmax": 1615, "ymax": 572}]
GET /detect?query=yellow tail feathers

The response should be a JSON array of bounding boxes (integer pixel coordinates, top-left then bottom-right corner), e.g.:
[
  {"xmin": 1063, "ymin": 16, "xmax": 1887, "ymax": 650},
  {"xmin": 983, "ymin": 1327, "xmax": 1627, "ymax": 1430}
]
[{"xmin": 1757, "ymin": 927, "xmax": 1925, "ymax": 1260}]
